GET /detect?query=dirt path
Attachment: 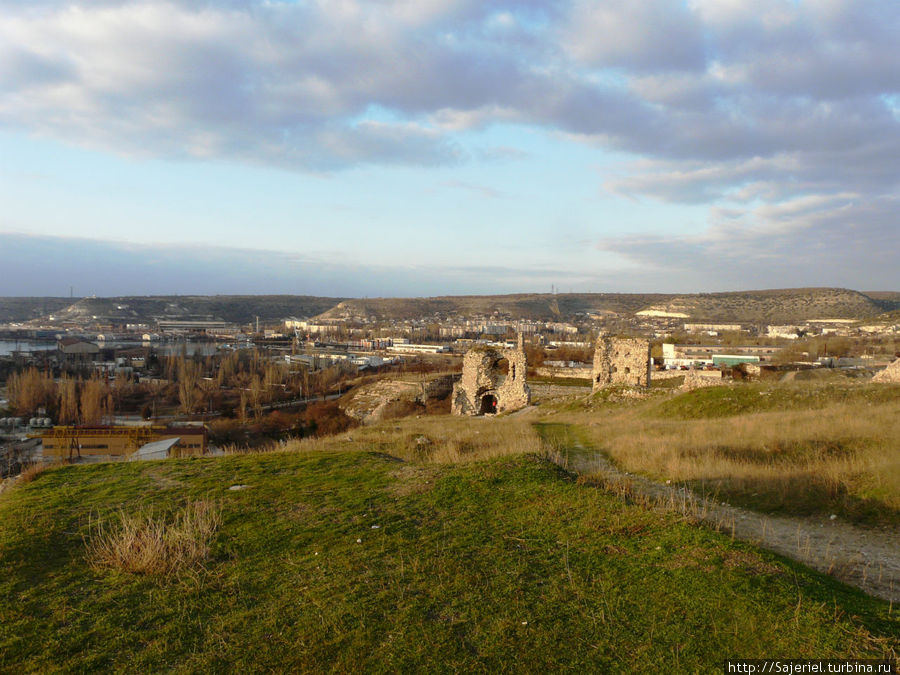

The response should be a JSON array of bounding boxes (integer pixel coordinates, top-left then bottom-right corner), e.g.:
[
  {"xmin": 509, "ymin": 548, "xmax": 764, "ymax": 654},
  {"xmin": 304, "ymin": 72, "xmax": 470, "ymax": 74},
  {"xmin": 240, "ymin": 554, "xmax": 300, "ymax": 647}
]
[{"xmin": 553, "ymin": 427, "xmax": 900, "ymax": 604}]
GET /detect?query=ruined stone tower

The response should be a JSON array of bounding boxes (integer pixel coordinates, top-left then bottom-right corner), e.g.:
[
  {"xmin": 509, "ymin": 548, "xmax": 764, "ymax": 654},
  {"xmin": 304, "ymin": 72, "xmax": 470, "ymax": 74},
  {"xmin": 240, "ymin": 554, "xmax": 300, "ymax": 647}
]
[
  {"xmin": 591, "ymin": 335, "xmax": 651, "ymax": 391},
  {"xmin": 452, "ymin": 335, "xmax": 531, "ymax": 415}
]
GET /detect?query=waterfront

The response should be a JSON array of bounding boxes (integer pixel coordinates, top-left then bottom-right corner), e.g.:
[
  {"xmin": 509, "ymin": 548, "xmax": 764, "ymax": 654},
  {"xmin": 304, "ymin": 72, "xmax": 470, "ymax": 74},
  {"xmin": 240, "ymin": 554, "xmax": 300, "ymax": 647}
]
[
  {"xmin": 0, "ymin": 339, "xmax": 220, "ymax": 357},
  {"xmin": 0, "ymin": 340, "xmax": 55, "ymax": 356}
]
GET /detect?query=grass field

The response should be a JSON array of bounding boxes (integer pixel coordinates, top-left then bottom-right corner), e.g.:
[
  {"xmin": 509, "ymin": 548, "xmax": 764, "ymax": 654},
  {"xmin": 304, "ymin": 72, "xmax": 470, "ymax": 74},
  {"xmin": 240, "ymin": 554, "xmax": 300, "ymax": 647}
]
[
  {"xmin": 552, "ymin": 380, "xmax": 900, "ymax": 526},
  {"xmin": 1, "ymin": 440, "xmax": 898, "ymax": 672}
]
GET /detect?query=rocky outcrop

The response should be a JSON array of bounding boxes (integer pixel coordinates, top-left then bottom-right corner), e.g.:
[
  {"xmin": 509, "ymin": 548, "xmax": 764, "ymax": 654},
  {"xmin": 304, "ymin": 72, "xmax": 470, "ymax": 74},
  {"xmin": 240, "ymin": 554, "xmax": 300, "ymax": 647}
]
[
  {"xmin": 341, "ymin": 374, "xmax": 459, "ymax": 425},
  {"xmin": 872, "ymin": 357, "xmax": 900, "ymax": 383}
]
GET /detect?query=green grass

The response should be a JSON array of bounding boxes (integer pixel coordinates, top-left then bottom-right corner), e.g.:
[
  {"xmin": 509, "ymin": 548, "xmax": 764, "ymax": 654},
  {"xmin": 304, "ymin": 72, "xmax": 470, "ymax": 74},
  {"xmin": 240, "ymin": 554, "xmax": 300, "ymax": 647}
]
[
  {"xmin": 649, "ymin": 381, "xmax": 900, "ymax": 419},
  {"xmin": 539, "ymin": 379, "xmax": 900, "ymax": 527},
  {"xmin": 528, "ymin": 376, "xmax": 592, "ymax": 387},
  {"xmin": 1, "ymin": 450, "xmax": 897, "ymax": 672}
]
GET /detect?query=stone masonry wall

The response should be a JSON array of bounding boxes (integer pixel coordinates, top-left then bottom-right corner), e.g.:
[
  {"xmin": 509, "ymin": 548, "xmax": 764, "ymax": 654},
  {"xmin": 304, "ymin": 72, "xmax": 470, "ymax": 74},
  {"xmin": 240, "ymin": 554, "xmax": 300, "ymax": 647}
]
[
  {"xmin": 452, "ymin": 338, "xmax": 531, "ymax": 415},
  {"xmin": 679, "ymin": 368, "xmax": 725, "ymax": 391},
  {"xmin": 534, "ymin": 366, "xmax": 593, "ymax": 380},
  {"xmin": 421, "ymin": 374, "xmax": 458, "ymax": 402},
  {"xmin": 592, "ymin": 336, "xmax": 651, "ymax": 391}
]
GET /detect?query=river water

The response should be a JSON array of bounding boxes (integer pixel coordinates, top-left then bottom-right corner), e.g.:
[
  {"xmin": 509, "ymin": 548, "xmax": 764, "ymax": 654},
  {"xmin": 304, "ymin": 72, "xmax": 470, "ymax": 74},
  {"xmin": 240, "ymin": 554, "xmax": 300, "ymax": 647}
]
[
  {"xmin": 0, "ymin": 340, "xmax": 220, "ymax": 357},
  {"xmin": 0, "ymin": 340, "xmax": 55, "ymax": 356}
]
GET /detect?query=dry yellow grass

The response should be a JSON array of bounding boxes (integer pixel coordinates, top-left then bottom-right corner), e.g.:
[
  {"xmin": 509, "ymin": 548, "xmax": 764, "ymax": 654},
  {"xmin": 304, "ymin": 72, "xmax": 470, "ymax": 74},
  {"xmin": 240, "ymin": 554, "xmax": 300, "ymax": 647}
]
[
  {"xmin": 86, "ymin": 500, "xmax": 221, "ymax": 575},
  {"xmin": 281, "ymin": 414, "xmax": 544, "ymax": 464},
  {"xmin": 564, "ymin": 399, "xmax": 900, "ymax": 522},
  {"xmin": 17, "ymin": 461, "xmax": 64, "ymax": 484}
]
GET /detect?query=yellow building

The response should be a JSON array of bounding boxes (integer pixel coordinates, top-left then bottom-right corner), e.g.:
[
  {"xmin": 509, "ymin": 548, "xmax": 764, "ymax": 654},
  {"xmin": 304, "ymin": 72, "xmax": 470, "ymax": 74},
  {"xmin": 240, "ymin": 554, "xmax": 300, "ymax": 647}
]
[{"xmin": 41, "ymin": 425, "xmax": 207, "ymax": 461}]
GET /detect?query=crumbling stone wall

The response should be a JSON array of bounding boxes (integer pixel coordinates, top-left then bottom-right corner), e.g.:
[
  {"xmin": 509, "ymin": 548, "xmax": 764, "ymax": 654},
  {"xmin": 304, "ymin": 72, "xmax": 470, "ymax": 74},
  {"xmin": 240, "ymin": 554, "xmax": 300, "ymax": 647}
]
[
  {"xmin": 592, "ymin": 336, "xmax": 651, "ymax": 391},
  {"xmin": 872, "ymin": 358, "xmax": 900, "ymax": 383},
  {"xmin": 421, "ymin": 374, "xmax": 458, "ymax": 402},
  {"xmin": 680, "ymin": 368, "xmax": 725, "ymax": 391},
  {"xmin": 534, "ymin": 365, "xmax": 593, "ymax": 380},
  {"xmin": 452, "ymin": 337, "xmax": 530, "ymax": 415}
]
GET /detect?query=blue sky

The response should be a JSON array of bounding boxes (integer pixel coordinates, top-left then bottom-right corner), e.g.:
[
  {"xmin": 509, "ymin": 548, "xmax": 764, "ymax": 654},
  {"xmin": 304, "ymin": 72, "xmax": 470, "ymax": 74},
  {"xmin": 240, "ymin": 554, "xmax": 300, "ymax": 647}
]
[{"xmin": 1, "ymin": 0, "xmax": 898, "ymax": 296}]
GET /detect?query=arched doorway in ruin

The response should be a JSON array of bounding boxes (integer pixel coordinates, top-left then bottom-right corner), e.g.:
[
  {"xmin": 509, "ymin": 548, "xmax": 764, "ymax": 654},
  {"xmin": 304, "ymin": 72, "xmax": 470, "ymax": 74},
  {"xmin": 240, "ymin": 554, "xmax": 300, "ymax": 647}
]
[{"xmin": 479, "ymin": 393, "xmax": 498, "ymax": 415}]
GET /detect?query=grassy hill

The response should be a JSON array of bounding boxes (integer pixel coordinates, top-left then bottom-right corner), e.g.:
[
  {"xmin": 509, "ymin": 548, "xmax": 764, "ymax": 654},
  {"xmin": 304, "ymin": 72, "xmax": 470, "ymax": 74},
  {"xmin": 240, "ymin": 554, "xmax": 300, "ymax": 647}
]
[
  {"xmin": 640, "ymin": 288, "xmax": 885, "ymax": 323},
  {"xmin": 863, "ymin": 291, "xmax": 900, "ymax": 312},
  {"xmin": 316, "ymin": 293, "xmax": 670, "ymax": 321},
  {"xmin": 1, "ymin": 433, "xmax": 897, "ymax": 671},
  {"xmin": 316, "ymin": 288, "xmax": 888, "ymax": 323},
  {"xmin": 1, "ymin": 288, "xmax": 894, "ymax": 326},
  {"xmin": 0, "ymin": 297, "xmax": 72, "ymax": 323},
  {"xmin": 0, "ymin": 295, "xmax": 345, "ymax": 326},
  {"xmin": 556, "ymin": 379, "xmax": 900, "ymax": 527}
]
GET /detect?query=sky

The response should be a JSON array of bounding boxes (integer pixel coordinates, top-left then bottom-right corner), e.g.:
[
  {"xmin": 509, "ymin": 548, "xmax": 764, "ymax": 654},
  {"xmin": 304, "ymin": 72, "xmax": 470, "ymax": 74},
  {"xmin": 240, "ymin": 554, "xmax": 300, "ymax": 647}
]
[{"xmin": 1, "ymin": 0, "xmax": 898, "ymax": 297}]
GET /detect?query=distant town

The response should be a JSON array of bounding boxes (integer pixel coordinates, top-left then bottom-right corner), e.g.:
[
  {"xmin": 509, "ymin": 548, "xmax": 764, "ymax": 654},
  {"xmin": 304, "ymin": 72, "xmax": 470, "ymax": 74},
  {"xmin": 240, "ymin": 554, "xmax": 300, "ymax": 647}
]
[{"xmin": 2, "ymin": 289, "xmax": 900, "ymax": 475}]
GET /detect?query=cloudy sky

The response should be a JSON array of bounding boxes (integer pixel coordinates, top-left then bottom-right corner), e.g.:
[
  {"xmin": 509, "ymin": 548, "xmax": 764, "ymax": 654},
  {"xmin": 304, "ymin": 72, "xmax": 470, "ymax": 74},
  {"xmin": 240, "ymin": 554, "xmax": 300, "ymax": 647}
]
[{"xmin": 1, "ymin": 0, "xmax": 898, "ymax": 297}]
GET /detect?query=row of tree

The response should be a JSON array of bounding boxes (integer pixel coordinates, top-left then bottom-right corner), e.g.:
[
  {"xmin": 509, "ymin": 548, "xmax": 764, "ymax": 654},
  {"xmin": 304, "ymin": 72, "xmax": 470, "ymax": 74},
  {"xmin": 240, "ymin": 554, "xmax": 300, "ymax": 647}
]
[{"xmin": 7, "ymin": 368, "xmax": 113, "ymax": 425}]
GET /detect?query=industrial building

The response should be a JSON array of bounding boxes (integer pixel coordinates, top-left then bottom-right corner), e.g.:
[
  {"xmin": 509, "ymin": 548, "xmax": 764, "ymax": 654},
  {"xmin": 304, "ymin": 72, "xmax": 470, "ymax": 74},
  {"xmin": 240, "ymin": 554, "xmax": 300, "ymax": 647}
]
[
  {"xmin": 57, "ymin": 337, "xmax": 100, "ymax": 366},
  {"xmin": 683, "ymin": 323, "xmax": 743, "ymax": 333},
  {"xmin": 41, "ymin": 425, "xmax": 208, "ymax": 462},
  {"xmin": 385, "ymin": 343, "xmax": 450, "ymax": 354},
  {"xmin": 156, "ymin": 319, "xmax": 232, "ymax": 335},
  {"xmin": 662, "ymin": 343, "xmax": 783, "ymax": 368}
]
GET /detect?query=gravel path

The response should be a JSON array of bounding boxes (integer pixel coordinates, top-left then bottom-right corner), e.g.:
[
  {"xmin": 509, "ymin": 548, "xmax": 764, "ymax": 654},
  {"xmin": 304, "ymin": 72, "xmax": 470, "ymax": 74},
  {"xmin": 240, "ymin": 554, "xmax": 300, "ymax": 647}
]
[{"xmin": 563, "ymin": 437, "xmax": 900, "ymax": 604}]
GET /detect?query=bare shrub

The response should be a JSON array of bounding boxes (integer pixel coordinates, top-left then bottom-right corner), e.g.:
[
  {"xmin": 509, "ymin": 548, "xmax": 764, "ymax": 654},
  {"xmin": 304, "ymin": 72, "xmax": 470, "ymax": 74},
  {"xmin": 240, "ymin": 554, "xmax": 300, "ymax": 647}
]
[
  {"xmin": 302, "ymin": 400, "xmax": 358, "ymax": 437},
  {"xmin": 86, "ymin": 500, "xmax": 221, "ymax": 575}
]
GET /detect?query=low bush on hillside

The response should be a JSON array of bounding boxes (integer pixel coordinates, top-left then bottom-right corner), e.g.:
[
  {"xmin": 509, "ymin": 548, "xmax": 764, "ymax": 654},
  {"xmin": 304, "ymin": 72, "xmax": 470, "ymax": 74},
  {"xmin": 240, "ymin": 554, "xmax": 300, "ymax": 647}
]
[
  {"xmin": 209, "ymin": 402, "xmax": 358, "ymax": 449},
  {"xmin": 301, "ymin": 400, "xmax": 357, "ymax": 437}
]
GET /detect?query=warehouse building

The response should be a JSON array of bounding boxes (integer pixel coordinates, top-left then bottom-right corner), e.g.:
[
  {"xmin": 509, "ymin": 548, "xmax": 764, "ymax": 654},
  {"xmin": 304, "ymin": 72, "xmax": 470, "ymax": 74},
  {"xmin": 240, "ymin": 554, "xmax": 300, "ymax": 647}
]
[{"xmin": 41, "ymin": 425, "xmax": 207, "ymax": 462}]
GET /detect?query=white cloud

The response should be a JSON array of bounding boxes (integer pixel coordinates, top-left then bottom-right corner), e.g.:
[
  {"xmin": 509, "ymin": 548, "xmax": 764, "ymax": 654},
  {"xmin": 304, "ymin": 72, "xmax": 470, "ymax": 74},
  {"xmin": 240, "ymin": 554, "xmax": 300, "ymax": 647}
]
[
  {"xmin": 563, "ymin": 0, "xmax": 705, "ymax": 71},
  {"xmin": 0, "ymin": 0, "xmax": 898, "ymax": 289}
]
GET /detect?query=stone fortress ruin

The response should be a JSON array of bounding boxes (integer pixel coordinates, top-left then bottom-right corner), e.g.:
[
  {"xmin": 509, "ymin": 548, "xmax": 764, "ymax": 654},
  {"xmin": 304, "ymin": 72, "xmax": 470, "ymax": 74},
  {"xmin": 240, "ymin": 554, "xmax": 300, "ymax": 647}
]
[
  {"xmin": 591, "ymin": 335, "xmax": 651, "ymax": 391},
  {"xmin": 452, "ymin": 335, "xmax": 531, "ymax": 416}
]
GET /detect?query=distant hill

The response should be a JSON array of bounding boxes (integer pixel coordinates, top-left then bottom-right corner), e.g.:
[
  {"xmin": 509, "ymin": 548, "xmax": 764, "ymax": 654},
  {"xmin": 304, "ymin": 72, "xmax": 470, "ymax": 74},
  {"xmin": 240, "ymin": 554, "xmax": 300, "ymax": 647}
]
[
  {"xmin": 0, "ymin": 297, "xmax": 73, "ymax": 323},
  {"xmin": 0, "ymin": 295, "xmax": 344, "ymax": 325},
  {"xmin": 863, "ymin": 291, "xmax": 900, "ymax": 313},
  {"xmin": 315, "ymin": 293, "xmax": 670, "ymax": 322},
  {"xmin": 315, "ymin": 288, "xmax": 890, "ymax": 324},
  {"xmin": 1, "ymin": 288, "xmax": 895, "ymax": 326},
  {"xmin": 634, "ymin": 288, "xmax": 886, "ymax": 324}
]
